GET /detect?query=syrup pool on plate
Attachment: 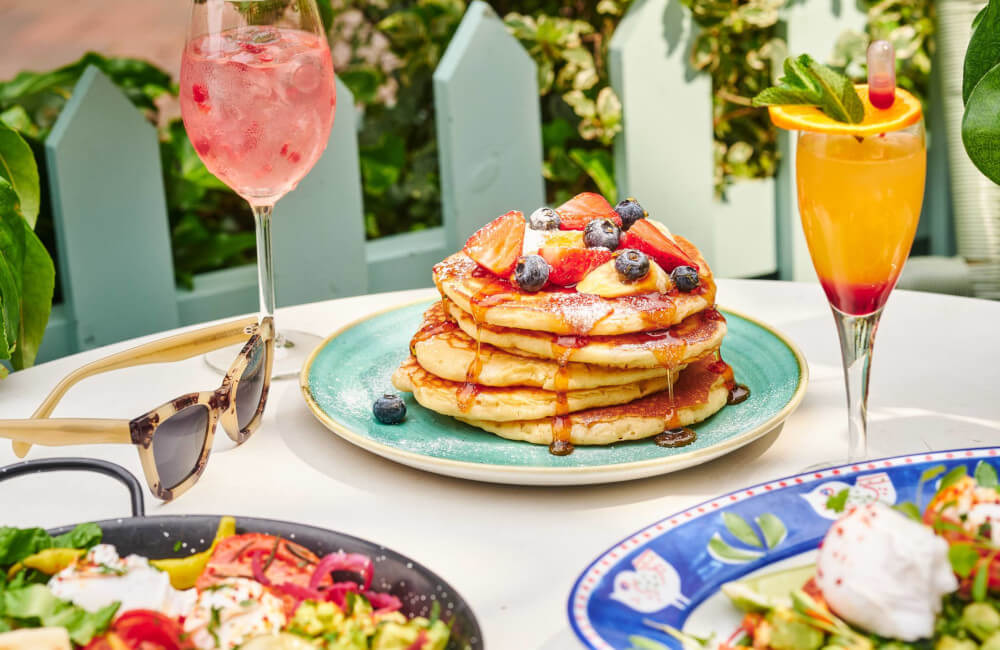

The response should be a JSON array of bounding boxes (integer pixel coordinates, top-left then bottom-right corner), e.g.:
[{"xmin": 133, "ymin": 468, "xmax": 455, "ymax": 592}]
[
  {"xmin": 796, "ymin": 128, "xmax": 926, "ymax": 315},
  {"xmin": 180, "ymin": 26, "xmax": 336, "ymax": 205}
]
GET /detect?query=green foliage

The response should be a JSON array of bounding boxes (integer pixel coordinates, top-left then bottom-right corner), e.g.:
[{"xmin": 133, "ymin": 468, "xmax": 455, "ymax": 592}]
[
  {"xmin": 962, "ymin": 0, "xmax": 1000, "ymax": 184},
  {"xmin": 681, "ymin": 0, "xmax": 784, "ymax": 196},
  {"xmin": 0, "ymin": 125, "xmax": 54, "ymax": 378}
]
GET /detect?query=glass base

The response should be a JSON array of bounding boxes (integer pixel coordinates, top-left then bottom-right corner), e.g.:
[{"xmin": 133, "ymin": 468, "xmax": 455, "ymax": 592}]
[{"xmin": 205, "ymin": 329, "xmax": 323, "ymax": 380}]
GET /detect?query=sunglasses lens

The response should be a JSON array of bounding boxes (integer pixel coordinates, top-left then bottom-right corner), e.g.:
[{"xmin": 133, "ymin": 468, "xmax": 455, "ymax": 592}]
[
  {"xmin": 235, "ymin": 336, "xmax": 267, "ymax": 431},
  {"xmin": 154, "ymin": 404, "xmax": 209, "ymax": 489}
]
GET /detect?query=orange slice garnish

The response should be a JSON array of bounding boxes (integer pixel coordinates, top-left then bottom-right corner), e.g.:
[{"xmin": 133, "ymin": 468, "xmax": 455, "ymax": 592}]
[{"xmin": 768, "ymin": 84, "xmax": 922, "ymax": 136}]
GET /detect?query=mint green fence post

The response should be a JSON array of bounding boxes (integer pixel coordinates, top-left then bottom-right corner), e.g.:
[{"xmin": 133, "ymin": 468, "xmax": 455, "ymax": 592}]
[
  {"xmin": 44, "ymin": 66, "xmax": 179, "ymax": 352},
  {"xmin": 274, "ymin": 78, "xmax": 367, "ymax": 306},
  {"xmin": 433, "ymin": 1, "xmax": 545, "ymax": 248}
]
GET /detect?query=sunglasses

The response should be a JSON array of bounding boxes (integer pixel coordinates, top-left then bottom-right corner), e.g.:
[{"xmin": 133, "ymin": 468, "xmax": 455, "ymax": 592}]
[{"xmin": 0, "ymin": 317, "xmax": 274, "ymax": 502}]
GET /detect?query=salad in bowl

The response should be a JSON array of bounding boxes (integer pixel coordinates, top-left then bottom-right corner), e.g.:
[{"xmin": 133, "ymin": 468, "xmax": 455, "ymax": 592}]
[
  {"xmin": 0, "ymin": 516, "xmax": 451, "ymax": 650},
  {"xmin": 669, "ymin": 462, "xmax": 1000, "ymax": 649}
]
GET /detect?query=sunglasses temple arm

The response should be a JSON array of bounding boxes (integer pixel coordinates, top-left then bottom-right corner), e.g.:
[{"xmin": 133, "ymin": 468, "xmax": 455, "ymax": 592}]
[
  {"xmin": 12, "ymin": 317, "xmax": 258, "ymax": 458},
  {"xmin": 1, "ymin": 419, "xmax": 133, "ymax": 447}
]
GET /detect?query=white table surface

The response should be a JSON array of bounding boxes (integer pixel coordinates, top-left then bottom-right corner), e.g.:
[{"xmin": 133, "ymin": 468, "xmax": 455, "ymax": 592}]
[{"xmin": 2, "ymin": 279, "xmax": 999, "ymax": 649}]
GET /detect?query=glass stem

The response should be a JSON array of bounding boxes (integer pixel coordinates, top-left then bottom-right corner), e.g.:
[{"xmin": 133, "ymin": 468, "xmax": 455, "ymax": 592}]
[
  {"xmin": 831, "ymin": 305, "xmax": 883, "ymax": 463},
  {"xmin": 252, "ymin": 203, "xmax": 277, "ymax": 322}
]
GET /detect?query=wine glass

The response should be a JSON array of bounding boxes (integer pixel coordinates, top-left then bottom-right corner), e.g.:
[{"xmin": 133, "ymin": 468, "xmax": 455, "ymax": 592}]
[
  {"xmin": 796, "ymin": 117, "xmax": 926, "ymax": 462},
  {"xmin": 180, "ymin": 0, "xmax": 336, "ymax": 378}
]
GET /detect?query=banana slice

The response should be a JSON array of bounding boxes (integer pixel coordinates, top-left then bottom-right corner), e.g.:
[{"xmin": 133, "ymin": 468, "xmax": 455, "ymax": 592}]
[{"xmin": 576, "ymin": 258, "xmax": 672, "ymax": 297}]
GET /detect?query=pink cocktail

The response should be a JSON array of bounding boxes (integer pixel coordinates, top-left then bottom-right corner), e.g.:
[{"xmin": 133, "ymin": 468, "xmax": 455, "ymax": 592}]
[{"xmin": 180, "ymin": 27, "xmax": 336, "ymax": 206}]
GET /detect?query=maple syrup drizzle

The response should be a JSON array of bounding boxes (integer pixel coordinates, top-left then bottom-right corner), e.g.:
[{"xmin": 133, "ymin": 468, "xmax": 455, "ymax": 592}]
[
  {"xmin": 457, "ymin": 280, "xmax": 509, "ymax": 413},
  {"xmin": 727, "ymin": 384, "xmax": 751, "ymax": 405},
  {"xmin": 655, "ymin": 428, "xmax": 697, "ymax": 448},
  {"xmin": 549, "ymin": 344, "xmax": 575, "ymax": 456}
]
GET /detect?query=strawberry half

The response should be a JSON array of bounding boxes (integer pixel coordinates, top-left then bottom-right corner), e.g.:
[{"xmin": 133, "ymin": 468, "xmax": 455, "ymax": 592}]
[
  {"xmin": 556, "ymin": 192, "xmax": 621, "ymax": 230},
  {"xmin": 539, "ymin": 246, "xmax": 613, "ymax": 286},
  {"xmin": 621, "ymin": 220, "xmax": 698, "ymax": 272},
  {"xmin": 463, "ymin": 210, "xmax": 525, "ymax": 276}
]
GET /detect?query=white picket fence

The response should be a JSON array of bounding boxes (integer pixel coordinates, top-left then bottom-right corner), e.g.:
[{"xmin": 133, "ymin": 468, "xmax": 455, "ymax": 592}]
[{"xmin": 32, "ymin": 0, "xmax": 952, "ymax": 364}]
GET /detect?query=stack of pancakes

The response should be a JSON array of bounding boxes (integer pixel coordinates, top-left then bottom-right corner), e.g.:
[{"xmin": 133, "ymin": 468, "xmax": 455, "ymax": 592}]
[{"xmin": 392, "ymin": 233, "xmax": 734, "ymax": 455}]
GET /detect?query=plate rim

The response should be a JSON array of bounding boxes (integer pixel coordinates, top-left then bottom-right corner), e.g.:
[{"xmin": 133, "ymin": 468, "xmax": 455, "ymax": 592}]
[
  {"xmin": 298, "ymin": 297, "xmax": 810, "ymax": 479},
  {"xmin": 566, "ymin": 445, "xmax": 1000, "ymax": 649}
]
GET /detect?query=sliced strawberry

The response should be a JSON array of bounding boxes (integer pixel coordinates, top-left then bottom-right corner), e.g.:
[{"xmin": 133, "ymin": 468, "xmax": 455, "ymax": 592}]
[
  {"xmin": 621, "ymin": 220, "xmax": 698, "ymax": 272},
  {"xmin": 463, "ymin": 210, "xmax": 525, "ymax": 276},
  {"xmin": 539, "ymin": 246, "xmax": 613, "ymax": 286},
  {"xmin": 556, "ymin": 192, "xmax": 621, "ymax": 230}
]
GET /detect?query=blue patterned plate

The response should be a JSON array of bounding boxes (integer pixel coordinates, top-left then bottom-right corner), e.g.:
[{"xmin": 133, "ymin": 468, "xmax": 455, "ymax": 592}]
[
  {"xmin": 300, "ymin": 299, "xmax": 807, "ymax": 486},
  {"xmin": 568, "ymin": 447, "xmax": 1000, "ymax": 649}
]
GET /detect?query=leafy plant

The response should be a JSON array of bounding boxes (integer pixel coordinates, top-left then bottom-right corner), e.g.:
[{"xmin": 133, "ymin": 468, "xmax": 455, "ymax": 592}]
[
  {"xmin": 962, "ymin": 0, "xmax": 1000, "ymax": 184},
  {"xmin": 0, "ymin": 124, "xmax": 54, "ymax": 378},
  {"xmin": 681, "ymin": 0, "xmax": 784, "ymax": 196}
]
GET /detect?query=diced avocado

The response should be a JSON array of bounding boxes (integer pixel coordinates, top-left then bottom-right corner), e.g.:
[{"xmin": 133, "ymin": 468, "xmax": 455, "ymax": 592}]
[
  {"xmin": 288, "ymin": 600, "xmax": 346, "ymax": 638},
  {"xmin": 936, "ymin": 636, "xmax": 979, "ymax": 650},
  {"xmin": 983, "ymin": 631, "xmax": 1000, "ymax": 650},
  {"xmin": 766, "ymin": 609, "xmax": 825, "ymax": 650},
  {"xmin": 328, "ymin": 620, "xmax": 368, "ymax": 650},
  {"xmin": 964, "ymin": 602, "xmax": 1000, "ymax": 642},
  {"xmin": 371, "ymin": 620, "xmax": 450, "ymax": 650}
]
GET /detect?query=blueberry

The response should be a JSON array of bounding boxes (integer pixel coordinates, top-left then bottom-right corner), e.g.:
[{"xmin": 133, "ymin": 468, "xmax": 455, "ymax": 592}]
[
  {"xmin": 670, "ymin": 265, "xmax": 700, "ymax": 292},
  {"xmin": 614, "ymin": 198, "xmax": 647, "ymax": 231},
  {"xmin": 373, "ymin": 394, "xmax": 406, "ymax": 424},
  {"xmin": 514, "ymin": 254, "xmax": 549, "ymax": 292},
  {"xmin": 615, "ymin": 249, "xmax": 650, "ymax": 282},
  {"xmin": 527, "ymin": 207, "xmax": 560, "ymax": 231},
  {"xmin": 583, "ymin": 218, "xmax": 621, "ymax": 250}
]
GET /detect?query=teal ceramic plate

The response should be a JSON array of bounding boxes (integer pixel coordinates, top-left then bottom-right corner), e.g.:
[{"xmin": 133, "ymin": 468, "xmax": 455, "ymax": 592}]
[{"xmin": 299, "ymin": 299, "xmax": 808, "ymax": 486}]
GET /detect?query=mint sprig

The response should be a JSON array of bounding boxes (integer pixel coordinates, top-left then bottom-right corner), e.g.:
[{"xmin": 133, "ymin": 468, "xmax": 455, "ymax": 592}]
[{"xmin": 752, "ymin": 54, "xmax": 865, "ymax": 124}]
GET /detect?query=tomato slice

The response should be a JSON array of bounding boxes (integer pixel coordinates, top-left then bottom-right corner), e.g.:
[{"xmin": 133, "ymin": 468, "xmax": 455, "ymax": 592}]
[
  {"xmin": 83, "ymin": 634, "xmax": 131, "ymax": 650},
  {"xmin": 110, "ymin": 610, "xmax": 190, "ymax": 650}
]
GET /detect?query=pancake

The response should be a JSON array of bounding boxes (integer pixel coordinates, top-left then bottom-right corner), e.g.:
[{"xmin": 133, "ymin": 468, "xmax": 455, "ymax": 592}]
[
  {"xmin": 433, "ymin": 235, "xmax": 716, "ymax": 336},
  {"xmin": 391, "ymin": 356, "xmax": 681, "ymax": 422},
  {"xmin": 412, "ymin": 302, "xmax": 677, "ymax": 389},
  {"xmin": 442, "ymin": 298, "xmax": 726, "ymax": 369},
  {"xmin": 457, "ymin": 356, "xmax": 732, "ymax": 446}
]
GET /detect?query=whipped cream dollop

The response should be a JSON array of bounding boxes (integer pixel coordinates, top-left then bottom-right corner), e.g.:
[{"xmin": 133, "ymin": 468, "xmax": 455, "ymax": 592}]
[{"xmin": 815, "ymin": 502, "xmax": 957, "ymax": 641}]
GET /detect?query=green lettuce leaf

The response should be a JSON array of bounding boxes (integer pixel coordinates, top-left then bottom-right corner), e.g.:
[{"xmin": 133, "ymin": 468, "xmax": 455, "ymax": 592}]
[
  {"xmin": 752, "ymin": 54, "xmax": 865, "ymax": 124},
  {"xmin": 0, "ymin": 523, "xmax": 102, "ymax": 566},
  {"xmin": 1, "ymin": 584, "xmax": 118, "ymax": 645}
]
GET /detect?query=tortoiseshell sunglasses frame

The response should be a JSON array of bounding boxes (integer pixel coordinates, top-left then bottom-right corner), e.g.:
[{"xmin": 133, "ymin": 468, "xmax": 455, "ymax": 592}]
[{"xmin": 0, "ymin": 317, "xmax": 274, "ymax": 501}]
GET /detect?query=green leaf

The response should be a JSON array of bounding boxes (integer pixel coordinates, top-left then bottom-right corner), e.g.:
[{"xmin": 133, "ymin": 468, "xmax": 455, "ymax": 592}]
[
  {"xmin": 940, "ymin": 465, "xmax": 969, "ymax": 491},
  {"xmin": 963, "ymin": 62, "xmax": 1000, "ymax": 185},
  {"xmin": 948, "ymin": 543, "xmax": 979, "ymax": 578},
  {"xmin": 0, "ymin": 124, "xmax": 39, "ymax": 227},
  {"xmin": 920, "ymin": 465, "xmax": 948, "ymax": 484},
  {"xmin": 976, "ymin": 461, "xmax": 999, "ymax": 488},
  {"xmin": 722, "ymin": 512, "xmax": 763, "ymax": 547},
  {"xmin": 973, "ymin": 560, "xmax": 990, "ymax": 601},
  {"xmin": 964, "ymin": 0, "xmax": 1000, "ymax": 103},
  {"xmin": 0, "ymin": 527, "xmax": 53, "ymax": 565},
  {"xmin": 893, "ymin": 502, "xmax": 921, "ymax": 521},
  {"xmin": 755, "ymin": 514, "xmax": 786, "ymax": 549},
  {"xmin": 826, "ymin": 488, "xmax": 850, "ymax": 514},
  {"xmin": 10, "ymin": 221, "xmax": 53, "ymax": 370},
  {"xmin": 51, "ymin": 523, "xmax": 101, "ymax": 551},
  {"xmin": 2, "ymin": 584, "xmax": 118, "ymax": 645},
  {"xmin": 627, "ymin": 636, "xmax": 673, "ymax": 650},
  {"xmin": 752, "ymin": 54, "xmax": 864, "ymax": 124},
  {"xmin": 0, "ymin": 180, "xmax": 26, "ymax": 359},
  {"xmin": 708, "ymin": 533, "xmax": 764, "ymax": 563},
  {"xmin": 568, "ymin": 148, "xmax": 616, "ymax": 200}
]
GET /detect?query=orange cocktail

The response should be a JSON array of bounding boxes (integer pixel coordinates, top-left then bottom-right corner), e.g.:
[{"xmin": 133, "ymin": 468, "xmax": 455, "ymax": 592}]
[{"xmin": 797, "ymin": 125, "xmax": 926, "ymax": 315}]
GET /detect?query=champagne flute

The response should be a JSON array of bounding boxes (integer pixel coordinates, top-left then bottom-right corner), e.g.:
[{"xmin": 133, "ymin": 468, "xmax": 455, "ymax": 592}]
[
  {"xmin": 795, "ymin": 43, "xmax": 926, "ymax": 461},
  {"xmin": 180, "ymin": 0, "xmax": 336, "ymax": 378}
]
